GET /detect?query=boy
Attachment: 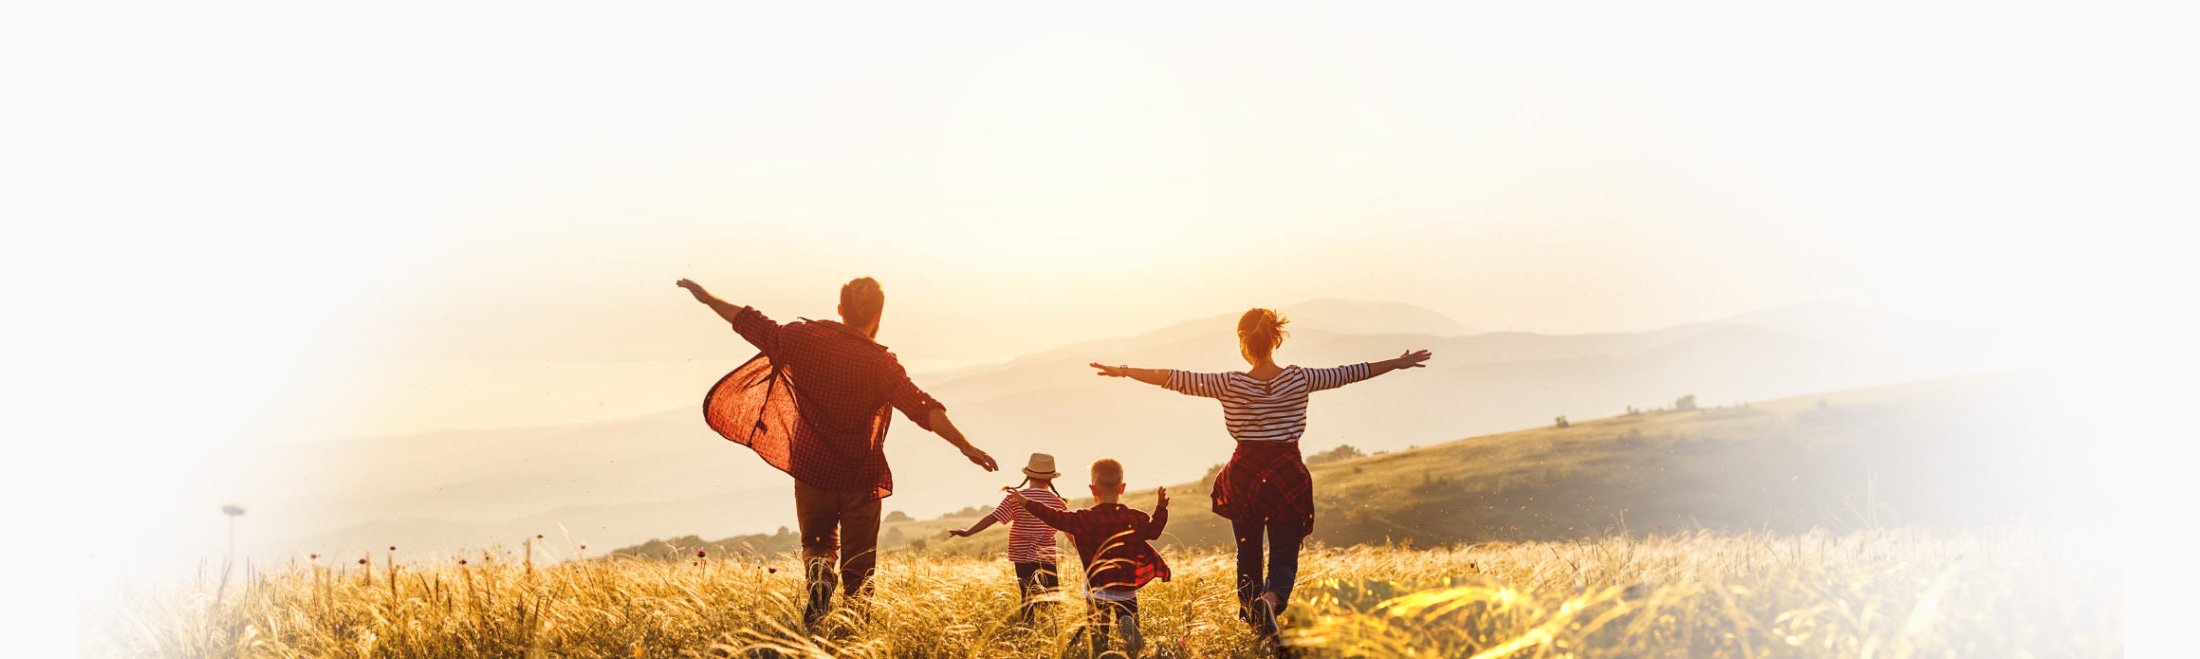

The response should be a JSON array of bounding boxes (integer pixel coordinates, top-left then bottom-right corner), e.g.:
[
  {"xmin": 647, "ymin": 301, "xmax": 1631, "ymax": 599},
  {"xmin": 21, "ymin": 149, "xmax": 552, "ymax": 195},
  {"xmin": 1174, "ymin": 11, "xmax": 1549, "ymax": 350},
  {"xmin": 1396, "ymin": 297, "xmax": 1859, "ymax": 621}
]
[{"xmin": 1010, "ymin": 458, "xmax": 1170, "ymax": 657}]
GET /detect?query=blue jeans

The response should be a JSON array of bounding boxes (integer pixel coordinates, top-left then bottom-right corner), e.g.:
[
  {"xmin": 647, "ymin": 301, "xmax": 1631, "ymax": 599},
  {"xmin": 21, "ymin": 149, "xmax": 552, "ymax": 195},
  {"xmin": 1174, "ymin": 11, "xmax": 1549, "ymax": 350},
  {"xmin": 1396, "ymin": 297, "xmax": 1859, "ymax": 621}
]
[{"xmin": 1233, "ymin": 518, "xmax": 1305, "ymax": 615}]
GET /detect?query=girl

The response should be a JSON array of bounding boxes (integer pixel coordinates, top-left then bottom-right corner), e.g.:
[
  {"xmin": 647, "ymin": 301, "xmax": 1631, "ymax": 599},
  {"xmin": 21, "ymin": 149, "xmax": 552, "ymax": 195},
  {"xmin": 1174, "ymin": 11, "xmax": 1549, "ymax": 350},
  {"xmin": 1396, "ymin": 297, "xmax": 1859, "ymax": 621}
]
[
  {"xmin": 948, "ymin": 452, "xmax": 1068, "ymax": 622},
  {"xmin": 1089, "ymin": 308, "xmax": 1431, "ymax": 647}
]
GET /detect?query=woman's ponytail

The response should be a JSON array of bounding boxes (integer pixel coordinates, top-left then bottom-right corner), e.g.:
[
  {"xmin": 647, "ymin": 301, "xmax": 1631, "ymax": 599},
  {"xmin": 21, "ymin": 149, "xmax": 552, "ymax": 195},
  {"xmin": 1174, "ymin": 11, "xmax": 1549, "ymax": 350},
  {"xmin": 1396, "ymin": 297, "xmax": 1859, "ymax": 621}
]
[{"xmin": 1237, "ymin": 308, "xmax": 1291, "ymax": 360}]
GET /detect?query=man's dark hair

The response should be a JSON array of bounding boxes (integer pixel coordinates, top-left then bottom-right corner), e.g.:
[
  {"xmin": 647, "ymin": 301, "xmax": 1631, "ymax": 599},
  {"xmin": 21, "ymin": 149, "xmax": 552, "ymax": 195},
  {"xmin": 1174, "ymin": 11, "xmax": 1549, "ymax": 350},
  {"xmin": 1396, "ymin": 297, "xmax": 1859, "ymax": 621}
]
[{"xmin": 840, "ymin": 277, "xmax": 885, "ymax": 329}]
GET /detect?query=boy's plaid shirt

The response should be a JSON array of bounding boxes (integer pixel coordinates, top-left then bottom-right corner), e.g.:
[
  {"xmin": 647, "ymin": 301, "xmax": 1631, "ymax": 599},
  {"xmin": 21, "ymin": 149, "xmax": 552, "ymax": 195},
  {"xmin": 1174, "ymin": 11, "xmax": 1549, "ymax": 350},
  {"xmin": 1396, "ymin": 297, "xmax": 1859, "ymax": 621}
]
[
  {"xmin": 702, "ymin": 306, "xmax": 946, "ymax": 498},
  {"xmin": 1020, "ymin": 500, "xmax": 1172, "ymax": 590}
]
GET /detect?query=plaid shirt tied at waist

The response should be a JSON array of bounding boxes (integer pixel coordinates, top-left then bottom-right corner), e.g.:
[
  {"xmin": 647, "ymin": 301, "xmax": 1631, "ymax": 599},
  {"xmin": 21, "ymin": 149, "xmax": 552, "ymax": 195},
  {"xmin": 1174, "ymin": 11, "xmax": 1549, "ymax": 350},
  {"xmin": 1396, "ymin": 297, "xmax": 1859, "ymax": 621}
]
[{"xmin": 1211, "ymin": 440, "xmax": 1315, "ymax": 538}]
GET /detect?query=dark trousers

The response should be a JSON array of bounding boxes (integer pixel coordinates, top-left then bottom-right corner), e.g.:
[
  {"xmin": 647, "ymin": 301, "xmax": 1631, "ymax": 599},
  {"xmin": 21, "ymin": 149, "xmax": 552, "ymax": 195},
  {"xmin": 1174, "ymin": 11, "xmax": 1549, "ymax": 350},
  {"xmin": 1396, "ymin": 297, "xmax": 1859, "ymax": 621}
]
[
  {"xmin": 1013, "ymin": 561, "xmax": 1060, "ymax": 621},
  {"xmin": 1233, "ymin": 518, "xmax": 1306, "ymax": 616},
  {"xmin": 1085, "ymin": 594, "xmax": 1140, "ymax": 656},
  {"xmin": 794, "ymin": 480, "xmax": 883, "ymax": 618}
]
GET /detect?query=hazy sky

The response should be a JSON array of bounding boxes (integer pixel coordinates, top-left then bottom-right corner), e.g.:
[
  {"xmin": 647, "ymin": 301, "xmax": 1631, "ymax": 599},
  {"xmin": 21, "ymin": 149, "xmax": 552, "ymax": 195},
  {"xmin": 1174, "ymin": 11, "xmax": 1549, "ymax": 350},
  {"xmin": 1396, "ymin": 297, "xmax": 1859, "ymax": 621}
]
[
  {"xmin": 21, "ymin": 5, "xmax": 2195, "ymax": 651},
  {"xmin": 26, "ymin": 1, "xmax": 2180, "ymax": 451},
  {"xmin": 22, "ymin": 3, "xmax": 2185, "ymax": 451}
]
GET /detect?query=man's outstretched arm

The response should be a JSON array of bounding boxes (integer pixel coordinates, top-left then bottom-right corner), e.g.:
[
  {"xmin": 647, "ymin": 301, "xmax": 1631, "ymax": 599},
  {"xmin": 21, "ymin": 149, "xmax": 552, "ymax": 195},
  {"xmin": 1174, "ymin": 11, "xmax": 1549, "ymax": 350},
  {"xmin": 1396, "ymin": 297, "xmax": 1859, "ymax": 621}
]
[
  {"xmin": 928, "ymin": 409, "xmax": 998, "ymax": 472},
  {"xmin": 679, "ymin": 278, "xmax": 782, "ymax": 352},
  {"xmin": 676, "ymin": 279, "xmax": 744, "ymax": 324}
]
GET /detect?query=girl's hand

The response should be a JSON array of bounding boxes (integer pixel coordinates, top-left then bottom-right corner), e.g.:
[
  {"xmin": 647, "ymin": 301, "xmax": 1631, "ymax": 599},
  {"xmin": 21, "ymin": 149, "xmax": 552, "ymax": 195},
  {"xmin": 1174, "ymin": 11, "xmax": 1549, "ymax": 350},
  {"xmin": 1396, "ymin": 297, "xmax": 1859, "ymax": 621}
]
[
  {"xmin": 1088, "ymin": 362, "xmax": 1128, "ymax": 377},
  {"xmin": 946, "ymin": 529, "xmax": 972, "ymax": 538}
]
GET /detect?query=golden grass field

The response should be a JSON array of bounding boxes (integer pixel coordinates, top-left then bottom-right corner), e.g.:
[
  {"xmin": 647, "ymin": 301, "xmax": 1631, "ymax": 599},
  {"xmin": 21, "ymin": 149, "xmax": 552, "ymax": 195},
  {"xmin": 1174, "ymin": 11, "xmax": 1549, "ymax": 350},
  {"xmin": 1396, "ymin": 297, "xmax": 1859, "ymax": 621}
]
[{"xmin": 83, "ymin": 527, "xmax": 2120, "ymax": 658}]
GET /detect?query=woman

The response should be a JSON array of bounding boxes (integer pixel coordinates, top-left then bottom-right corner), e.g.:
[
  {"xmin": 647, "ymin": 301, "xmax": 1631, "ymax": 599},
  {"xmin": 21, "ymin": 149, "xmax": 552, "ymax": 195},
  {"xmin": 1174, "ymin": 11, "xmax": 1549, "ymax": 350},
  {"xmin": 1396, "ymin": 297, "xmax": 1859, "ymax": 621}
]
[{"xmin": 1089, "ymin": 308, "xmax": 1431, "ymax": 644}]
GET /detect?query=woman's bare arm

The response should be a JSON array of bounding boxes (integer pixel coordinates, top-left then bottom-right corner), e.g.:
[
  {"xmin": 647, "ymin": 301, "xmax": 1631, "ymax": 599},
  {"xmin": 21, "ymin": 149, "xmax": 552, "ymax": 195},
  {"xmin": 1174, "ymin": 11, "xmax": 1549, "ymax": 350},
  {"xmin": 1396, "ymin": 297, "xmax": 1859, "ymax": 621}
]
[
  {"xmin": 1089, "ymin": 363, "xmax": 1171, "ymax": 386},
  {"xmin": 1367, "ymin": 349, "xmax": 1433, "ymax": 378}
]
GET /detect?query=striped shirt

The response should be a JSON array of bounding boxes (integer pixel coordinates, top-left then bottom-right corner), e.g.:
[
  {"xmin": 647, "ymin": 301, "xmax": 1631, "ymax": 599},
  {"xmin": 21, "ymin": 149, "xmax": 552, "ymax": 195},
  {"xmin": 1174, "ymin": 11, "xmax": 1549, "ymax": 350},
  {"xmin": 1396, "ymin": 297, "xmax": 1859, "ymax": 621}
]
[
  {"xmin": 992, "ymin": 487, "xmax": 1066, "ymax": 563},
  {"xmin": 1162, "ymin": 363, "xmax": 1373, "ymax": 442}
]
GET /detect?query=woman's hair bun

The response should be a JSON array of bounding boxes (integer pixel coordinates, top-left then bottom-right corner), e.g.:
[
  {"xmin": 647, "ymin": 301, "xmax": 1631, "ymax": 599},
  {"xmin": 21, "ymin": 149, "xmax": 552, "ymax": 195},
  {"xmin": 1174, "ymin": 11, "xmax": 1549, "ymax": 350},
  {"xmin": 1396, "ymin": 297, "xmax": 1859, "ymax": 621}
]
[{"xmin": 1236, "ymin": 308, "xmax": 1290, "ymax": 358}]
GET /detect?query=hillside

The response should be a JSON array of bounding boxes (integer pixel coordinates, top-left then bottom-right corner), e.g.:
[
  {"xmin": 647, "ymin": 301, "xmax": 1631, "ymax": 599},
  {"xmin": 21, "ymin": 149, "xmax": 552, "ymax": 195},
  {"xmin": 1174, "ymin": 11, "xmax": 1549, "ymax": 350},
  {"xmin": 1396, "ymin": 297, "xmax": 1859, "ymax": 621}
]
[{"xmin": 883, "ymin": 371, "xmax": 2118, "ymax": 558}]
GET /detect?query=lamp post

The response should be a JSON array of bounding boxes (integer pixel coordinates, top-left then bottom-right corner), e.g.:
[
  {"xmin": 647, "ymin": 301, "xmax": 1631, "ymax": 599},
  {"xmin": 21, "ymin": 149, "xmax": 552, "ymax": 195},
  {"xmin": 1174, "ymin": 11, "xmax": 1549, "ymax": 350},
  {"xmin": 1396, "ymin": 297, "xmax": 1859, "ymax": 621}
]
[{"xmin": 216, "ymin": 504, "xmax": 246, "ymax": 606}]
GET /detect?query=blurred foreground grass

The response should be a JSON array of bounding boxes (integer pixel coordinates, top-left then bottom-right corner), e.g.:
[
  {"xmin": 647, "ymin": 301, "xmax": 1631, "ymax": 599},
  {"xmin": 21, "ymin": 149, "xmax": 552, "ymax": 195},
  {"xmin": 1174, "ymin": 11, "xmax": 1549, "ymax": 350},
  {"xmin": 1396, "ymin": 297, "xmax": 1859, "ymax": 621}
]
[{"xmin": 83, "ymin": 527, "xmax": 2119, "ymax": 658}]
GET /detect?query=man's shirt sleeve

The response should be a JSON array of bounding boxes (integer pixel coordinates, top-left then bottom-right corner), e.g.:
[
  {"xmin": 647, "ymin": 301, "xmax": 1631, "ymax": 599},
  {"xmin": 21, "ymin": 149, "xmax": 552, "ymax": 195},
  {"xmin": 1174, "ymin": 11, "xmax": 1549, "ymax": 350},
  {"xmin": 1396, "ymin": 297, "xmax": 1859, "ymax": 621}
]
[
  {"xmin": 729, "ymin": 306, "xmax": 784, "ymax": 356},
  {"xmin": 883, "ymin": 360, "xmax": 946, "ymax": 432}
]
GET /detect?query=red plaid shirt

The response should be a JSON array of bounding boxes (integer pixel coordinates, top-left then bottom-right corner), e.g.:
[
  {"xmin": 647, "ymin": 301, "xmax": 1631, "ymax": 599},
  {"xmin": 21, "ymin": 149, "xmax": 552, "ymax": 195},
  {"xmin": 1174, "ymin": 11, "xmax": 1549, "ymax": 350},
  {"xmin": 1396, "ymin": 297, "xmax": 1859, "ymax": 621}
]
[
  {"xmin": 1021, "ymin": 500, "xmax": 1171, "ymax": 591},
  {"xmin": 1211, "ymin": 440, "xmax": 1315, "ymax": 537},
  {"xmin": 702, "ymin": 306, "xmax": 946, "ymax": 497}
]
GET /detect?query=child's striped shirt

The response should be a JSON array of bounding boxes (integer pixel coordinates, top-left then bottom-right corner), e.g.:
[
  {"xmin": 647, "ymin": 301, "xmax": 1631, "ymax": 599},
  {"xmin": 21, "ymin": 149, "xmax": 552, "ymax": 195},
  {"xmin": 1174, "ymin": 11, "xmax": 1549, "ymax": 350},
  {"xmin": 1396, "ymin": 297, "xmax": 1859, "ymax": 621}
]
[{"xmin": 992, "ymin": 487, "xmax": 1066, "ymax": 563}]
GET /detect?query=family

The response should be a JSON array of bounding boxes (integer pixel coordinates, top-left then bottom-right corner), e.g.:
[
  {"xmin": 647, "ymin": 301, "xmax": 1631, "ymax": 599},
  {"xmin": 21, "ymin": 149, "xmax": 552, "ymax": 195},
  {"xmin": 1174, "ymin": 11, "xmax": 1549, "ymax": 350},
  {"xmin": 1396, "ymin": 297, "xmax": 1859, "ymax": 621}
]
[{"xmin": 679, "ymin": 277, "xmax": 1431, "ymax": 656}]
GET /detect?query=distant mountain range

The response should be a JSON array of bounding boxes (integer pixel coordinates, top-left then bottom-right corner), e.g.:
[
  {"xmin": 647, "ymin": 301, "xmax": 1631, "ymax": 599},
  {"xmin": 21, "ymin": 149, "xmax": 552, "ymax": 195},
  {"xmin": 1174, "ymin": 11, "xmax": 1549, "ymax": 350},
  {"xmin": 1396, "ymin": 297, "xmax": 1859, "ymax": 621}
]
[{"xmin": 214, "ymin": 299, "xmax": 2013, "ymax": 562}]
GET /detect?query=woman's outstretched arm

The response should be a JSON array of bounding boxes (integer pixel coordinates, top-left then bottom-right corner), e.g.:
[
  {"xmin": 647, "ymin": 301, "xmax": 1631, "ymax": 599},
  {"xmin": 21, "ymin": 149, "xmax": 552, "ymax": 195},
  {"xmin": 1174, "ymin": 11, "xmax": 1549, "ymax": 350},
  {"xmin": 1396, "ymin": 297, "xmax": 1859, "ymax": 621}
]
[
  {"xmin": 1306, "ymin": 350, "xmax": 1434, "ymax": 392},
  {"xmin": 1369, "ymin": 349, "xmax": 1433, "ymax": 377},
  {"xmin": 1088, "ymin": 363, "xmax": 1171, "ymax": 386}
]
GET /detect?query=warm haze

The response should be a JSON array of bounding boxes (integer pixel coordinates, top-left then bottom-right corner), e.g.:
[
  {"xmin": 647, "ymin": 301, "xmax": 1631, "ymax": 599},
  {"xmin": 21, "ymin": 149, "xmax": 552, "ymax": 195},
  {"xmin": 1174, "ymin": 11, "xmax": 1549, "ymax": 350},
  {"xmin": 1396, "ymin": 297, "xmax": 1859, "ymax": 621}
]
[{"xmin": 27, "ymin": 2, "xmax": 2190, "ymax": 656}]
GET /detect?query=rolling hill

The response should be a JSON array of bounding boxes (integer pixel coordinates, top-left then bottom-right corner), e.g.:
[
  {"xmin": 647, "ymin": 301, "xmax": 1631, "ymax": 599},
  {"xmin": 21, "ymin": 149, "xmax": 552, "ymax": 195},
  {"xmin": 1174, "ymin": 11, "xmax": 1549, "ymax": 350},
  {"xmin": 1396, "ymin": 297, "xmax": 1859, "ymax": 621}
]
[{"xmin": 621, "ymin": 370, "xmax": 2120, "ymax": 559}]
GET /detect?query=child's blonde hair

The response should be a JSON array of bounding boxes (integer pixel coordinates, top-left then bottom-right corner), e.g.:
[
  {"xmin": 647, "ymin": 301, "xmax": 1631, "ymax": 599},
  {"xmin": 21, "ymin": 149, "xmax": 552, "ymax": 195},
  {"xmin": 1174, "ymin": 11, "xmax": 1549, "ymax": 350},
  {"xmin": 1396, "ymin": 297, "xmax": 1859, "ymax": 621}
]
[{"xmin": 1090, "ymin": 458, "xmax": 1125, "ymax": 487}]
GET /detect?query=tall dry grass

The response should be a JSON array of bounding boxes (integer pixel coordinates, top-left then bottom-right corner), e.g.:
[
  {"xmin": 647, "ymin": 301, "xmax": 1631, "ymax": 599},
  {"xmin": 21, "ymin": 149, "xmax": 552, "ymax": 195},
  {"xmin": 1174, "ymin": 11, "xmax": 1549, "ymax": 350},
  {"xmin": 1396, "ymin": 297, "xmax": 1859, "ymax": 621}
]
[{"xmin": 81, "ymin": 527, "xmax": 2119, "ymax": 658}]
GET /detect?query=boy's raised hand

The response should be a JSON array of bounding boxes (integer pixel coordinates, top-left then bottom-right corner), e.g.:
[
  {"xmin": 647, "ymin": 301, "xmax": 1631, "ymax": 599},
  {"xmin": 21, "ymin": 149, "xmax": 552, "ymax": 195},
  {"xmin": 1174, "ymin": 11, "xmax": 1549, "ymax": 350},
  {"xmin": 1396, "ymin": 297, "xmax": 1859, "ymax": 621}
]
[{"xmin": 1155, "ymin": 486, "xmax": 1169, "ymax": 508}]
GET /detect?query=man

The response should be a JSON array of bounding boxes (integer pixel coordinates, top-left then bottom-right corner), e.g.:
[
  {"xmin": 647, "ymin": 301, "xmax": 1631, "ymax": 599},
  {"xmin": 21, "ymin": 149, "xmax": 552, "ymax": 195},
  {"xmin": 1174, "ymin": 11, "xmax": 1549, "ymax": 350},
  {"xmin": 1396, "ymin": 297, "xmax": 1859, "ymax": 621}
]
[{"xmin": 677, "ymin": 276, "xmax": 998, "ymax": 626}]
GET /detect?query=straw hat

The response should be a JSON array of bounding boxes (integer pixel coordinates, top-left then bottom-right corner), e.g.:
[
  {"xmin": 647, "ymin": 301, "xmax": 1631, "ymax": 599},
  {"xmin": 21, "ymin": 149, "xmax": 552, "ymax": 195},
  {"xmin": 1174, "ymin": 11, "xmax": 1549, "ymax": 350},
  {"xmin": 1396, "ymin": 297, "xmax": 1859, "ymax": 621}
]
[{"xmin": 1020, "ymin": 452, "xmax": 1060, "ymax": 479}]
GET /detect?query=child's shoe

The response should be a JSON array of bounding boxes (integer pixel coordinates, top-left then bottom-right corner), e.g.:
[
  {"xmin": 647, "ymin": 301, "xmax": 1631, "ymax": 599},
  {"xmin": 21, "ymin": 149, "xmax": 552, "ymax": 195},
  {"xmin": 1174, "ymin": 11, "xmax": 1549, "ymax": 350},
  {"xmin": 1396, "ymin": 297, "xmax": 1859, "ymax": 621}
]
[{"xmin": 1119, "ymin": 613, "xmax": 1143, "ymax": 656}]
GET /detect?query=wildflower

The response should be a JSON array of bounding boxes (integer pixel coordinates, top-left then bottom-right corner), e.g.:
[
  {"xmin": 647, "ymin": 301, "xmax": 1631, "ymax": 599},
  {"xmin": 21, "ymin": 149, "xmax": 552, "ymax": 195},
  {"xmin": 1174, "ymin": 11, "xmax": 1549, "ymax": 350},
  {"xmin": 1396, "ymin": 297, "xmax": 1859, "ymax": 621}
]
[
  {"xmin": 536, "ymin": 534, "xmax": 544, "ymax": 539},
  {"xmin": 459, "ymin": 559, "xmax": 468, "ymax": 565},
  {"xmin": 580, "ymin": 545, "xmax": 588, "ymax": 550},
  {"xmin": 310, "ymin": 553, "xmax": 319, "ymax": 560},
  {"xmin": 358, "ymin": 558, "xmax": 368, "ymax": 565},
  {"xmin": 389, "ymin": 546, "xmax": 397, "ymax": 551},
  {"xmin": 221, "ymin": 505, "xmax": 246, "ymax": 517},
  {"xmin": 696, "ymin": 550, "xmax": 708, "ymax": 558},
  {"xmin": 767, "ymin": 566, "xmax": 778, "ymax": 574}
]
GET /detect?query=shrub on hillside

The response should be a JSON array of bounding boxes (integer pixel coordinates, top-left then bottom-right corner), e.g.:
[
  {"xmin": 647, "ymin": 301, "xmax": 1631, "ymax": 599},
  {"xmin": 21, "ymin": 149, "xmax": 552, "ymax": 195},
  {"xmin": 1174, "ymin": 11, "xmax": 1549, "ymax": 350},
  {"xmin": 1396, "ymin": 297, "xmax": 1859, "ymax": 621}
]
[{"xmin": 1307, "ymin": 444, "xmax": 1367, "ymax": 466}]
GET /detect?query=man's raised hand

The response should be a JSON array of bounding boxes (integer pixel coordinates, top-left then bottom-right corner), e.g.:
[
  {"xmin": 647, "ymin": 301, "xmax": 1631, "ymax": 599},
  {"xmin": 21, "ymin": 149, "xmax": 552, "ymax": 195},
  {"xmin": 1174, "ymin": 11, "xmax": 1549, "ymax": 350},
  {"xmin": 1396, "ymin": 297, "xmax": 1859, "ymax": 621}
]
[{"xmin": 675, "ymin": 279, "xmax": 712, "ymax": 304}]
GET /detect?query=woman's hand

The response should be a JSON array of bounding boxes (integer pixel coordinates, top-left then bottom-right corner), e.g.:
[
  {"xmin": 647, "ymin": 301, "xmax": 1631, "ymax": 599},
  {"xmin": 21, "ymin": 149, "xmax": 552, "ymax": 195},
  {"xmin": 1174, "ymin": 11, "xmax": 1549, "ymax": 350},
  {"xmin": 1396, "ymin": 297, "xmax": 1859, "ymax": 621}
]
[
  {"xmin": 1393, "ymin": 349, "xmax": 1432, "ymax": 369},
  {"xmin": 1089, "ymin": 362, "xmax": 1129, "ymax": 377},
  {"xmin": 1368, "ymin": 349, "xmax": 1435, "ymax": 378}
]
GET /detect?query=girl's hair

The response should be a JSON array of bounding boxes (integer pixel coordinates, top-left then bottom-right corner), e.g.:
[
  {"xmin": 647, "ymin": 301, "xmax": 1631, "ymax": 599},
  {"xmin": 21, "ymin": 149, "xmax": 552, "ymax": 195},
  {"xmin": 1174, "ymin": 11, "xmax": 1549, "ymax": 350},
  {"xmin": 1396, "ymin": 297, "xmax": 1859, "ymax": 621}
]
[
  {"xmin": 1237, "ymin": 308, "xmax": 1291, "ymax": 360},
  {"xmin": 1013, "ymin": 476, "xmax": 1060, "ymax": 496}
]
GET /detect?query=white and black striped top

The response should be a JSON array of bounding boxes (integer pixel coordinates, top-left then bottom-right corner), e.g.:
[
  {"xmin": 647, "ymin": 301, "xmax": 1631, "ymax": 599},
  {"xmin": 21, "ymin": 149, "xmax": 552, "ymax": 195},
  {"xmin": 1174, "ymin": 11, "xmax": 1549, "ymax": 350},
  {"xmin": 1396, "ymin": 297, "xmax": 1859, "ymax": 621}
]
[{"xmin": 1163, "ymin": 363, "xmax": 1373, "ymax": 442}]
